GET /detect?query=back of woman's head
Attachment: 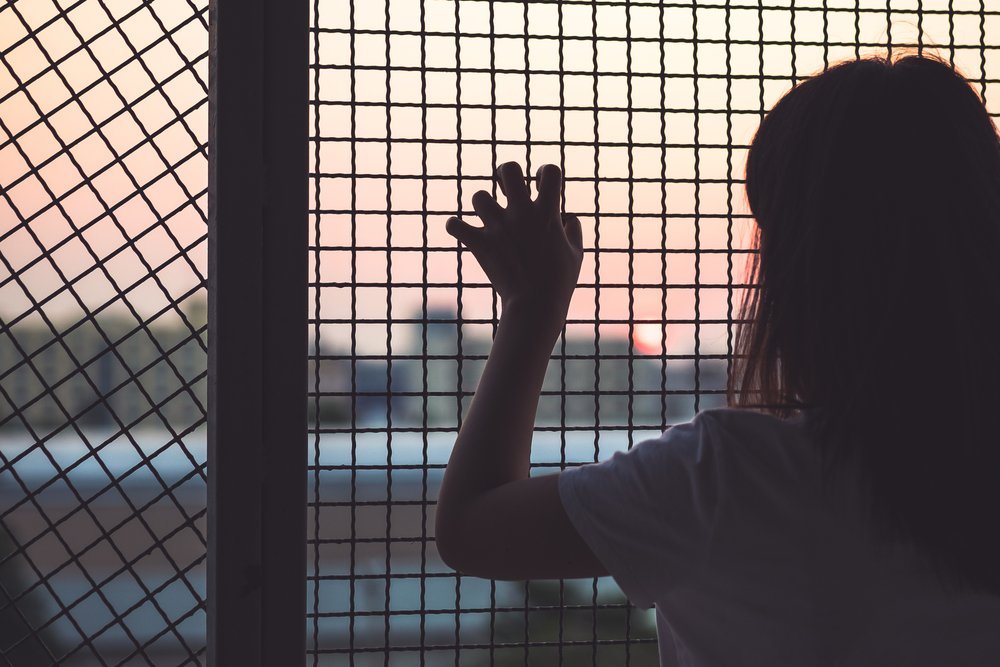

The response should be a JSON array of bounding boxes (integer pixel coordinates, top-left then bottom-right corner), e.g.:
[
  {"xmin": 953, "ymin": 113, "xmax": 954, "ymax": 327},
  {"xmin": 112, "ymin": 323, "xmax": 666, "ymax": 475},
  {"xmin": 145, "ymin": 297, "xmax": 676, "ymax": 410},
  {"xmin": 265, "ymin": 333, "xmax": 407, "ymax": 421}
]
[{"xmin": 732, "ymin": 54, "xmax": 1000, "ymax": 593}]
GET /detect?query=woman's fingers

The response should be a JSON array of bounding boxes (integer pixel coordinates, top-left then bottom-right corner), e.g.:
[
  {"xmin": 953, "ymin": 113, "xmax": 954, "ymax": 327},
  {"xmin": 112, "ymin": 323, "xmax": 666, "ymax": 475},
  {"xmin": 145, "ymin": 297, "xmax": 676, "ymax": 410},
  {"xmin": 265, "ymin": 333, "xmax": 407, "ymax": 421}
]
[
  {"xmin": 536, "ymin": 164, "xmax": 562, "ymax": 215},
  {"xmin": 445, "ymin": 217, "xmax": 485, "ymax": 250},
  {"xmin": 496, "ymin": 162, "xmax": 530, "ymax": 208},
  {"xmin": 494, "ymin": 162, "xmax": 563, "ymax": 220},
  {"xmin": 471, "ymin": 190, "xmax": 504, "ymax": 226},
  {"xmin": 562, "ymin": 213, "xmax": 583, "ymax": 250}
]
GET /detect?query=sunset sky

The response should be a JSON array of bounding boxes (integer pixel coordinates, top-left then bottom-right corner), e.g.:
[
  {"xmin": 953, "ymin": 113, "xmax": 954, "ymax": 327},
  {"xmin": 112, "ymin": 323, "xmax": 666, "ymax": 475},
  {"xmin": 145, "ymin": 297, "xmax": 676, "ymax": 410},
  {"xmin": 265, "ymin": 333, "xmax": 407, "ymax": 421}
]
[
  {"xmin": 0, "ymin": 0, "xmax": 208, "ymax": 354},
  {"xmin": 2, "ymin": 0, "xmax": 998, "ymax": 358}
]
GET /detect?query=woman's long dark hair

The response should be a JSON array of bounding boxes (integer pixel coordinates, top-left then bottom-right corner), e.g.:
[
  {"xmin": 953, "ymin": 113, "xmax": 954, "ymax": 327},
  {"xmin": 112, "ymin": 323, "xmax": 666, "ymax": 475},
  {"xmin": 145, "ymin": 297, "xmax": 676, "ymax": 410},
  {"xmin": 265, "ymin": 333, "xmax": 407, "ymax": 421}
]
[{"xmin": 730, "ymin": 54, "xmax": 1000, "ymax": 594}]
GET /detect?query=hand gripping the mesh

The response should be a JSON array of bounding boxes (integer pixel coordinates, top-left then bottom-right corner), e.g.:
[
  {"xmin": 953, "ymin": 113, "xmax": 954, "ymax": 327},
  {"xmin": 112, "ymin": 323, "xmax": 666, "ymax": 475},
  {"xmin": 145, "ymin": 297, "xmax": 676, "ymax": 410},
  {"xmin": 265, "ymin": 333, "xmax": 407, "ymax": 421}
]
[{"xmin": 445, "ymin": 162, "xmax": 584, "ymax": 332}]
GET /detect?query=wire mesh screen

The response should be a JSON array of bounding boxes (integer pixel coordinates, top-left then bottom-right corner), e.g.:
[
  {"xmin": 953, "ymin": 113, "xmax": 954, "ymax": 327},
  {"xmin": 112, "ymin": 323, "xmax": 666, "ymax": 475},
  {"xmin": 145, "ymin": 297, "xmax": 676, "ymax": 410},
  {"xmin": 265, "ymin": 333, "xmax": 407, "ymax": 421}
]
[
  {"xmin": 0, "ymin": 0, "xmax": 208, "ymax": 664},
  {"xmin": 309, "ymin": 0, "xmax": 998, "ymax": 664}
]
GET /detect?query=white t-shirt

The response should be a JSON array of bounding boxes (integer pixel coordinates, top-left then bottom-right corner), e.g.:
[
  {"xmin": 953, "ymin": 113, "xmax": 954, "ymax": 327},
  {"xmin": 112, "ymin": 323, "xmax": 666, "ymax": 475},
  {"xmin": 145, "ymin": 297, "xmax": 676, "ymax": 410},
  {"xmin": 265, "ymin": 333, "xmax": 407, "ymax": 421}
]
[{"xmin": 558, "ymin": 407, "xmax": 1000, "ymax": 667}]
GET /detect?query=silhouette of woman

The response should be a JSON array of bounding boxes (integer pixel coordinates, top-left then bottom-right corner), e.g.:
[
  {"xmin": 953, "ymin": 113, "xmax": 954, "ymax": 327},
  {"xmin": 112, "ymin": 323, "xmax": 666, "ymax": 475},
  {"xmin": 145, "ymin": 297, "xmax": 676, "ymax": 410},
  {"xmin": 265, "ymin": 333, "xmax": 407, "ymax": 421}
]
[{"xmin": 436, "ymin": 54, "xmax": 1000, "ymax": 666}]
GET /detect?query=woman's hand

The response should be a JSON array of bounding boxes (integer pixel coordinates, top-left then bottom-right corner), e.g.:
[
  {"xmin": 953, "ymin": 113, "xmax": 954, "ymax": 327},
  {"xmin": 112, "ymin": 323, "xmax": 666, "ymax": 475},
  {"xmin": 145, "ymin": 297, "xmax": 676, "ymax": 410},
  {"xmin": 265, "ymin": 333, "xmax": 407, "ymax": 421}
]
[{"xmin": 445, "ymin": 162, "xmax": 584, "ymax": 330}]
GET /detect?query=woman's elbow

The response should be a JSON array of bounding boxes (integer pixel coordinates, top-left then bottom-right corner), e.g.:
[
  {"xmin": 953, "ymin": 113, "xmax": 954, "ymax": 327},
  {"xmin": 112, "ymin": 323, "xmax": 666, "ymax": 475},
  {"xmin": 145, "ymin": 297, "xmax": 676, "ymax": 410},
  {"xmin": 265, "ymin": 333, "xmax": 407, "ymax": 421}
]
[
  {"xmin": 434, "ymin": 509, "xmax": 494, "ymax": 577},
  {"xmin": 434, "ymin": 505, "xmax": 465, "ymax": 572}
]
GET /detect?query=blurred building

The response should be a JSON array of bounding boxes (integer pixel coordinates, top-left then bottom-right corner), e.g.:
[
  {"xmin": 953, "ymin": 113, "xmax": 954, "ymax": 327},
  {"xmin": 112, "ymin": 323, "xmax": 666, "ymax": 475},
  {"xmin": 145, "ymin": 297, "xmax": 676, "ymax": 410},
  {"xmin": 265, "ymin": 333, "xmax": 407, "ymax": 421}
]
[{"xmin": 316, "ymin": 307, "xmax": 728, "ymax": 428}]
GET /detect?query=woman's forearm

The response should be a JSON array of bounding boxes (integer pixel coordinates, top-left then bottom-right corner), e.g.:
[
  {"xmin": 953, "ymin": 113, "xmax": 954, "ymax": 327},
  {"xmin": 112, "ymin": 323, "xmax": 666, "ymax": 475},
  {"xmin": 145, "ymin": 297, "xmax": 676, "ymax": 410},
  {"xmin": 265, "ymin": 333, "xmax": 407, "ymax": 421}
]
[{"xmin": 435, "ymin": 300, "xmax": 562, "ymax": 535}]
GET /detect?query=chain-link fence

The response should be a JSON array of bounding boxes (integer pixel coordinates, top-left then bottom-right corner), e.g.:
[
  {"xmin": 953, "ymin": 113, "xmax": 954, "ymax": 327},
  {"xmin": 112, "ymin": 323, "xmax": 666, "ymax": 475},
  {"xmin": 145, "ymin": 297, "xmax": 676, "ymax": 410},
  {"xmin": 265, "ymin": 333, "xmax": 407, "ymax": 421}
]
[
  {"xmin": 308, "ymin": 0, "xmax": 999, "ymax": 664},
  {"xmin": 0, "ymin": 0, "xmax": 208, "ymax": 663},
  {"xmin": 3, "ymin": 0, "xmax": 1000, "ymax": 664}
]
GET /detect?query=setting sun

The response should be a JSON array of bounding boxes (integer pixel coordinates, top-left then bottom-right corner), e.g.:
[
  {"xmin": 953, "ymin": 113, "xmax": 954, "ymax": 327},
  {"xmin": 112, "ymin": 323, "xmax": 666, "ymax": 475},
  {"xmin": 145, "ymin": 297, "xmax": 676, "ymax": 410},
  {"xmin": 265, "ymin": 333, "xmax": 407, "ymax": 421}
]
[{"xmin": 633, "ymin": 322, "xmax": 666, "ymax": 356}]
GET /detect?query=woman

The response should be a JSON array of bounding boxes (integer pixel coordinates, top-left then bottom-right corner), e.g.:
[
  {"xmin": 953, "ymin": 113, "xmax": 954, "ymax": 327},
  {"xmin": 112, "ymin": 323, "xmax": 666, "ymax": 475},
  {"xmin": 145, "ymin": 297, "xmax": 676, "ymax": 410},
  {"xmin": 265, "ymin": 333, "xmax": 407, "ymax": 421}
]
[{"xmin": 436, "ymin": 54, "xmax": 1000, "ymax": 666}]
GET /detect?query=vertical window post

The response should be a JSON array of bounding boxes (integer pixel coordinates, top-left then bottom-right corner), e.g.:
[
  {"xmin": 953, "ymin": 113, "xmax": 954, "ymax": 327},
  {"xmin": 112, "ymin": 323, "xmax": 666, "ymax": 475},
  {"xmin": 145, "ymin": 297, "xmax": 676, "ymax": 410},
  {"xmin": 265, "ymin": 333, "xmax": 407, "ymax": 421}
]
[{"xmin": 208, "ymin": 0, "xmax": 308, "ymax": 664}]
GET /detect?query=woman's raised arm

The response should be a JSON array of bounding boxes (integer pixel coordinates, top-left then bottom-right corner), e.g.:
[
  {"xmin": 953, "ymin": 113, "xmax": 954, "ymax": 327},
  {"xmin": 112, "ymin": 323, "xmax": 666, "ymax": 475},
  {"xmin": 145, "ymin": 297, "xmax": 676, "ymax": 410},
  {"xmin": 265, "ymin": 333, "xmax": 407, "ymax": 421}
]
[{"xmin": 434, "ymin": 162, "xmax": 606, "ymax": 580}]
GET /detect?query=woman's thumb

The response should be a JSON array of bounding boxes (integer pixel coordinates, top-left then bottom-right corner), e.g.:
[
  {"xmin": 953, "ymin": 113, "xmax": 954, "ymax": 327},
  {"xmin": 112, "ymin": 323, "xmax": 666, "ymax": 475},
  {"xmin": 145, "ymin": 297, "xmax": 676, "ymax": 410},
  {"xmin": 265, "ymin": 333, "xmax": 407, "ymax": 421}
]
[{"xmin": 446, "ymin": 217, "xmax": 484, "ymax": 249}]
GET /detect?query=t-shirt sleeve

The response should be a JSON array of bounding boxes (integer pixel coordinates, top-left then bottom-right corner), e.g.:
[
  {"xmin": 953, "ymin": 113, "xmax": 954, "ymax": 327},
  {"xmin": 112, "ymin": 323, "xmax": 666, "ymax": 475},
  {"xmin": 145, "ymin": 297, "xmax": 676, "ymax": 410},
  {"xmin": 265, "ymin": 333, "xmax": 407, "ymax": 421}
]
[{"xmin": 557, "ymin": 413, "xmax": 721, "ymax": 609}]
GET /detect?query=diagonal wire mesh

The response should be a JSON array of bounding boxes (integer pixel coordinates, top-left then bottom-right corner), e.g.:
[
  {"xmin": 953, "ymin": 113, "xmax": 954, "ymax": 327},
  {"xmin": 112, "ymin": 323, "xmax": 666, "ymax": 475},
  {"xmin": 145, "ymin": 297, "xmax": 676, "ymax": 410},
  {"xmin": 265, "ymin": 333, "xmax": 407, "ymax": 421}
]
[
  {"xmin": 0, "ymin": 0, "xmax": 208, "ymax": 664},
  {"xmin": 310, "ymin": 0, "xmax": 1000, "ymax": 664}
]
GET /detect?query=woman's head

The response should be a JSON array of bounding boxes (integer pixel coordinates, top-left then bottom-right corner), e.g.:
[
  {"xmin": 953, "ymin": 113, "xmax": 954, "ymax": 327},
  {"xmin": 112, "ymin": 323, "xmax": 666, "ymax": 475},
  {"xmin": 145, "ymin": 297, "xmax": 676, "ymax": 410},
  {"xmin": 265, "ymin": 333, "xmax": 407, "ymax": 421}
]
[{"xmin": 732, "ymin": 54, "xmax": 1000, "ymax": 593}]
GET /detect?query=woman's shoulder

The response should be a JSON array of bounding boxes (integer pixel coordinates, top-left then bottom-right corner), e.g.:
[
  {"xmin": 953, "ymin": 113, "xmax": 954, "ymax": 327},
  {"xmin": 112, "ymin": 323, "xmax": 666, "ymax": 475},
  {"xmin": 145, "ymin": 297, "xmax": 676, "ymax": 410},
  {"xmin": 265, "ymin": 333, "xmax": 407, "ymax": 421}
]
[
  {"xmin": 631, "ymin": 407, "xmax": 808, "ymax": 467},
  {"xmin": 680, "ymin": 406, "xmax": 818, "ymax": 473},
  {"xmin": 689, "ymin": 406, "xmax": 810, "ymax": 439},
  {"xmin": 622, "ymin": 408, "xmax": 816, "ymax": 483}
]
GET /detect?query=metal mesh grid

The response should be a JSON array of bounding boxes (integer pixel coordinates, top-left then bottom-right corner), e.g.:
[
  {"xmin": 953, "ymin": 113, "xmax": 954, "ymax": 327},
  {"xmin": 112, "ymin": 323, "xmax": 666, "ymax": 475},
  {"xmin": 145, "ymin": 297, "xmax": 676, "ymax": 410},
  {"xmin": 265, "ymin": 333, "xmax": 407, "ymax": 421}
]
[
  {"xmin": 0, "ymin": 0, "xmax": 208, "ymax": 664},
  {"xmin": 308, "ymin": 0, "xmax": 999, "ymax": 664}
]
